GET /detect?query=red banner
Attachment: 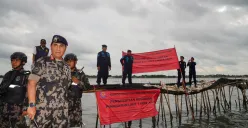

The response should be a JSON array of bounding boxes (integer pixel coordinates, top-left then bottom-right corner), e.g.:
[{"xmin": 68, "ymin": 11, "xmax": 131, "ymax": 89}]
[
  {"xmin": 122, "ymin": 48, "xmax": 179, "ymax": 74},
  {"xmin": 95, "ymin": 89, "xmax": 160, "ymax": 125}
]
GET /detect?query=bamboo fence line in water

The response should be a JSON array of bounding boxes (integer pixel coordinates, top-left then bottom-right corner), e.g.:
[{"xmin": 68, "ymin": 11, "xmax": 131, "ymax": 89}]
[{"xmin": 84, "ymin": 78, "xmax": 248, "ymax": 128}]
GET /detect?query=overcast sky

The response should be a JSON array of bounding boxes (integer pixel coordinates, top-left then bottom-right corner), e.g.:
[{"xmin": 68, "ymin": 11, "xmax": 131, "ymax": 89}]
[{"xmin": 0, "ymin": 0, "xmax": 248, "ymax": 76}]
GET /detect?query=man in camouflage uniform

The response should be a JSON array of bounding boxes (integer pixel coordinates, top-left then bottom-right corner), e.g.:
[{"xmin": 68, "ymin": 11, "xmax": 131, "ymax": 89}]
[
  {"xmin": 27, "ymin": 35, "xmax": 71, "ymax": 128},
  {"xmin": 0, "ymin": 52, "xmax": 29, "ymax": 128},
  {"xmin": 64, "ymin": 53, "xmax": 91, "ymax": 127}
]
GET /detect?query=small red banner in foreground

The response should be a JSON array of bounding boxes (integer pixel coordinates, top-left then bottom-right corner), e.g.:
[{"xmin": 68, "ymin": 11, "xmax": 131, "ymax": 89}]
[
  {"xmin": 95, "ymin": 89, "xmax": 160, "ymax": 125},
  {"xmin": 122, "ymin": 48, "xmax": 179, "ymax": 74}
]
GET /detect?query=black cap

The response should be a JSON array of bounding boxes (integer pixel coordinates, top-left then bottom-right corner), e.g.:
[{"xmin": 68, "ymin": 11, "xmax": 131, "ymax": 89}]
[
  {"xmin": 127, "ymin": 50, "xmax": 132, "ymax": 52},
  {"xmin": 51, "ymin": 35, "xmax": 68, "ymax": 46},
  {"xmin": 64, "ymin": 53, "xmax": 78, "ymax": 61},
  {"xmin": 40, "ymin": 39, "xmax": 46, "ymax": 43},
  {"xmin": 102, "ymin": 44, "xmax": 107, "ymax": 48},
  {"xmin": 10, "ymin": 52, "xmax": 27, "ymax": 63}
]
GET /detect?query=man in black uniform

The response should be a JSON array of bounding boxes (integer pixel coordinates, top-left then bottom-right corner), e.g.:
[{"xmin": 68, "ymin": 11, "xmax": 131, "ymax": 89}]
[
  {"xmin": 177, "ymin": 56, "xmax": 186, "ymax": 87},
  {"xmin": 187, "ymin": 57, "xmax": 197, "ymax": 87},
  {"xmin": 120, "ymin": 50, "xmax": 134, "ymax": 85},
  {"xmin": 0, "ymin": 52, "xmax": 30, "ymax": 128},
  {"xmin": 32, "ymin": 39, "xmax": 49, "ymax": 63},
  {"xmin": 64, "ymin": 53, "xmax": 90, "ymax": 127},
  {"xmin": 96, "ymin": 44, "xmax": 111, "ymax": 85}
]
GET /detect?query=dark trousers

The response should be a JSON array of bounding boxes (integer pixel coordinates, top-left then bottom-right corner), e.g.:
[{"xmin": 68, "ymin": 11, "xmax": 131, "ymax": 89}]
[
  {"xmin": 122, "ymin": 71, "xmax": 132, "ymax": 84},
  {"xmin": 189, "ymin": 71, "xmax": 197, "ymax": 87},
  {"xmin": 177, "ymin": 70, "xmax": 185, "ymax": 86},
  {"xmin": 96, "ymin": 69, "xmax": 109, "ymax": 85}
]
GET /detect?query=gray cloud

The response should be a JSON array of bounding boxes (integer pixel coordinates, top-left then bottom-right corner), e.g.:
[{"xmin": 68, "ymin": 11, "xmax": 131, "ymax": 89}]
[
  {"xmin": 104, "ymin": 0, "xmax": 150, "ymax": 18},
  {"xmin": 43, "ymin": 0, "xmax": 99, "ymax": 11},
  {"xmin": 0, "ymin": 0, "xmax": 44, "ymax": 16},
  {"xmin": 0, "ymin": 0, "xmax": 248, "ymax": 76},
  {"xmin": 202, "ymin": 0, "xmax": 248, "ymax": 7}
]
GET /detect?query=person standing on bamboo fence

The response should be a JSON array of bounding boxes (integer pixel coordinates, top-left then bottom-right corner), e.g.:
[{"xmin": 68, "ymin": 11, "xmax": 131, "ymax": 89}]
[
  {"xmin": 177, "ymin": 56, "xmax": 186, "ymax": 87},
  {"xmin": 187, "ymin": 57, "xmax": 197, "ymax": 88}
]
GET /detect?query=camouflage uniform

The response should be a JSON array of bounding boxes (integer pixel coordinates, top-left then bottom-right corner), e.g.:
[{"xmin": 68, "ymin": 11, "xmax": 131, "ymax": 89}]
[
  {"xmin": 28, "ymin": 56, "xmax": 71, "ymax": 128},
  {"xmin": 0, "ymin": 103, "xmax": 26, "ymax": 128},
  {"xmin": 0, "ymin": 69, "xmax": 29, "ymax": 128},
  {"xmin": 68, "ymin": 68, "xmax": 90, "ymax": 127}
]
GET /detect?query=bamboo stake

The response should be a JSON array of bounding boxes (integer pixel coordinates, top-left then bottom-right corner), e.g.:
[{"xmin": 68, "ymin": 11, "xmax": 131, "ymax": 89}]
[
  {"xmin": 187, "ymin": 93, "xmax": 195, "ymax": 120},
  {"xmin": 161, "ymin": 95, "xmax": 164, "ymax": 121},
  {"xmin": 229, "ymin": 86, "xmax": 231, "ymax": 110},
  {"xmin": 95, "ymin": 114, "xmax": 99, "ymax": 128},
  {"xmin": 161, "ymin": 96, "xmax": 167, "ymax": 127},
  {"xmin": 200, "ymin": 92, "xmax": 203, "ymax": 118},
  {"xmin": 139, "ymin": 119, "xmax": 142, "ymax": 128},
  {"xmin": 179, "ymin": 95, "xmax": 183, "ymax": 125},
  {"xmin": 152, "ymin": 116, "xmax": 156, "ymax": 128},
  {"xmin": 216, "ymin": 89, "xmax": 221, "ymax": 114},
  {"xmin": 163, "ymin": 94, "xmax": 173, "ymax": 123},
  {"xmin": 195, "ymin": 94, "xmax": 198, "ymax": 116},
  {"xmin": 219, "ymin": 88, "xmax": 226, "ymax": 112},
  {"xmin": 175, "ymin": 95, "xmax": 178, "ymax": 119},
  {"xmin": 206, "ymin": 90, "xmax": 212, "ymax": 112},
  {"xmin": 235, "ymin": 100, "xmax": 237, "ymax": 109},
  {"xmin": 203, "ymin": 91, "xmax": 210, "ymax": 118},
  {"xmin": 237, "ymin": 86, "xmax": 241, "ymax": 111},
  {"xmin": 191, "ymin": 95, "xmax": 194, "ymax": 116},
  {"xmin": 212, "ymin": 90, "xmax": 217, "ymax": 116},
  {"xmin": 185, "ymin": 93, "xmax": 189, "ymax": 116},
  {"xmin": 202, "ymin": 91, "xmax": 206, "ymax": 115},
  {"xmin": 222, "ymin": 86, "xmax": 229, "ymax": 110},
  {"xmin": 156, "ymin": 95, "xmax": 161, "ymax": 125}
]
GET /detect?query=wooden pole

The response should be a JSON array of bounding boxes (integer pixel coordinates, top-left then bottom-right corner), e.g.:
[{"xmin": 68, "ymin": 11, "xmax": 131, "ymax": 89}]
[
  {"xmin": 206, "ymin": 90, "xmax": 211, "ymax": 112},
  {"xmin": 156, "ymin": 95, "xmax": 161, "ymax": 125},
  {"xmin": 139, "ymin": 119, "xmax": 142, "ymax": 128},
  {"xmin": 196, "ymin": 94, "xmax": 198, "ymax": 116},
  {"xmin": 163, "ymin": 93, "xmax": 173, "ymax": 124},
  {"xmin": 200, "ymin": 92, "xmax": 203, "ymax": 118},
  {"xmin": 237, "ymin": 86, "xmax": 241, "ymax": 111}
]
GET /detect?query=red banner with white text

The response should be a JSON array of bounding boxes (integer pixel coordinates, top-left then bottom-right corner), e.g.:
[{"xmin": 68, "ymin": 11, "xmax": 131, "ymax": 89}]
[
  {"xmin": 95, "ymin": 89, "xmax": 160, "ymax": 125},
  {"xmin": 122, "ymin": 48, "xmax": 179, "ymax": 74}
]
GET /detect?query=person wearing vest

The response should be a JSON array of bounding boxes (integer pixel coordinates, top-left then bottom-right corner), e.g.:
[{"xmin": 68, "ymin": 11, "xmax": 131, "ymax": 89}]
[
  {"xmin": 64, "ymin": 53, "xmax": 90, "ymax": 127},
  {"xmin": 177, "ymin": 56, "xmax": 186, "ymax": 87},
  {"xmin": 0, "ymin": 52, "xmax": 30, "ymax": 128},
  {"xmin": 120, "ymin": 50, "xmax": 134, "ymax": 85},
  {"xmin": 32, "ymin": 39, "xmax": 49, "ymax": 63},
  {"xmin": 187, "ymin": 57, "xmax": 197, "ymax": 87},
  {"xmin": 96, "ymin": 44, "xmax": 111, "ymax": 85}
]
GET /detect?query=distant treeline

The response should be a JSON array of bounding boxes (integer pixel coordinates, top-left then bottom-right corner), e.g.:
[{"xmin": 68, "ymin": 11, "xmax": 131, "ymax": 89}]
[{"xmin": 1, "ymin": 74, "xmax": 247, "ymax": 79}]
